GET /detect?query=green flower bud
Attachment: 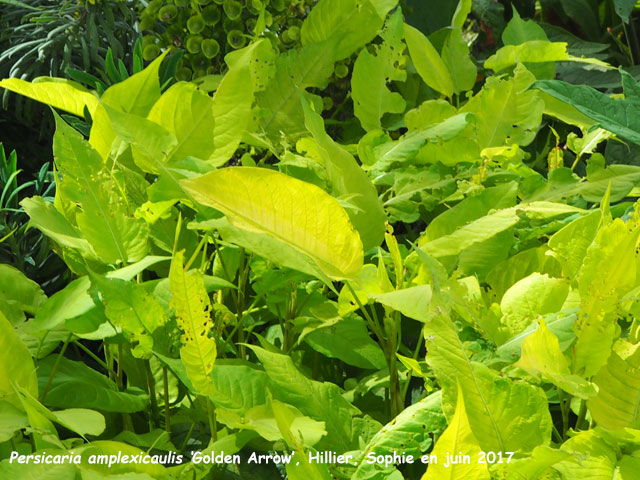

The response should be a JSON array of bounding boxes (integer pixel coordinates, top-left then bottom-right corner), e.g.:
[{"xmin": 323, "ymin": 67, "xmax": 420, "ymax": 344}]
[
  {"xmin": 187, "ymin": 15, "xmax": 206, "ymax": 34},
  {"xmin": 227, "ymin": 29, "xmax": 246, "ymax": 48},
  {"xmin": 202, "ymin": 5, "xmax": 222, "ymax": 24},
  {"xmin": 158, "ymin": 5, "xmax": 178, "ymax": 21},
  {"xmin": 176, "ymin": 66, "xmax": 193, "ymax": 81},
  {"xmin": 201, "ymin": 38, "xmax": 221, "ymax": 58},
  {"xmin": 223, "ymin": 0, "xmax": 243, "ymax": 20},
  {"xmin": 186, "ymin": 35, "xmax": 204, "ymax": 53},
  {"xmin": 143, "ymin": 44, "xmax": 161, "ymax": 61},
  {"xmin": 334, "ymin": 63, "xmax": 349, "ymax": 78}
]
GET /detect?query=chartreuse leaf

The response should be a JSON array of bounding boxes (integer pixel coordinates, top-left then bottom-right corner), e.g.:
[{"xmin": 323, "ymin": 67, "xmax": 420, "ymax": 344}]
[
  {"xmin": 0, "ymin": 311, "xmax": 38, "ymax": 407},
  {"xmin": 500, "ymin": 273, "xmax": 569, "ymax": 337},
  {"xmin": 420, "ymin": 202, "xmax": 584, "ymax": 259},
  {"xmin": 573, "ymin": 219, "xmax": 639, "ymax": 377},
  {"xmin": 404, "ymin": 23, "xmax": 454, "ymax": 97},
  {"xmin": 442, "ymin": 28, "xmax": 477, "ymax": 94},
  {"xmin": 532, "ymin": 77, "xmax": 640, "ymax": 146},
  {"xmin": 0, "ymin": 264, "xmax": 46, "ymax": 324},
  {"xmin": 89, "ymin": 51, "xmax": 167, "ymax": 160},
  {"xmin": 0, "ymin": 77, "xmax": 98, "ymax": 117},
  {"xmin": 182, "ymin": 167, "xmax": 364, "ymax": 282},
  {"xmin": 91, "ymin": 275, "xmax": 167, "ymax": 358},
  {"xmin": 514, "ymin": 319, "xmax": 597, "ymax": 398},
  {"xmin": 422, "ymin": 385, "xmax": 490, "ymax": 480},
  {"xmin": 425, "ymin": 313, "xmax": 552, "ymax": 453},
  {"xmin": 554, "ymin": 430, "xmax": 617, "ymax": 479},
  {"xmin": 15, "ymin": 385, "xmax": 105, "ymax": 437},
  {"xmin": 37, "ymin": 356, "xmax": 148, "ymax": 412},
  {"xmin": 370, "ymin": 285, "xmax": 433, "ymax": 322},
  {"xmin": 452, "ymin": 0, "xmax": 472, "ymax": 28},
  {"xmin": 53, "ymin": 113, "xmax": 148, "ymax": 265},
  {"xmin": 300, "ymin": 0, "xmax": 396, "ymax": 60},
  {"xmin": 20, "ymin": 196, "xmax": 93, "ymax": 253},
  {"xmin": 497, "ymin": 445, "xmax": 570, "ymax": 479},
  {"xmin": 77, "ymin": 441, "xmax": 168, "ymax": 478},
  {"xmin": 353, "ymin": 391, "xmax": 446, "ymax": 480},
  {"xmin": 302, "ymin": 97, "xmax": 386, "ymax": 251},
  {"xmin": 548, "ymin": 210, "xmax": 602, "ymax": 280},
  {"xmin": 485, "ymin": 41, "xmax": 611, "ymax": 72},
  {"xmin": 352, "ymin": 10, "xmax": 406, "ymax": 131},
  {"xmin": 248, "ymin": 346, "xmax": 361, "ymax": 452},
  {"xmin": 169, "ymin": 250, "xmax": 217, "ymax": 396},
  {"xmin": 255, "ymin": 41, "xmax": 335, "ymax": 141},
  {"xmin": 461, "ymin": 64, "xmax": 543, "ymax": 148},
  {"xmin": 588, "ymin": 350, "xmax": 640, "ymax": 429},
  {"xmin": 0, "ymin": 459, "xmax": 76, "ymax": 480},
  {"xmin": 0, "ymin": 400, "xmax": 28, "ymax": 442}
]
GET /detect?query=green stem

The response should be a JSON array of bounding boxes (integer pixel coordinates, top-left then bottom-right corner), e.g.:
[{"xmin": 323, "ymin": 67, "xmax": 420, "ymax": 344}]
[
  {"xmin": 144, "ymin": 360, "xmax": 159, "ymax": 430},
  {"xmin": 40, "ymin": 333, "xmax": 72, "ymax": 403},
  {"xmin": 207, "ymin": 400, "xmax": 217, "ymax": 442},
  {"xmin": 575, "ymin": 399, "xmax": 588, "ymax": 431},
  {"xmin": 163, "ymin": 366, "xmax": 171, "ymax": 434},
  {"xmin": 73, "ymin": 340, "xmax": 111, "ymax": 373},
  {"xmin": 346, "ymin": 282, "xmax": 385, "ymax": 344},
  {"xmin": 400, "ymin": 333, "xmax": 424, "ymax": 403},
  {"xmin": 179, "ymin": 422, "xmax": 196, "ymax": 451}
]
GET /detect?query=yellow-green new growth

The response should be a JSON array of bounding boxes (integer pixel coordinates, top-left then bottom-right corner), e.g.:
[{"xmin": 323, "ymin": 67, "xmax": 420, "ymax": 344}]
[{"xmin": 169, "ymin": 250, "xmax": 216, "ymax": 396}]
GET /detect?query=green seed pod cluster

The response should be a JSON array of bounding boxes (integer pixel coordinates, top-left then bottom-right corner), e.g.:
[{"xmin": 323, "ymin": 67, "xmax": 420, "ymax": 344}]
[{"xmin": 138, "ymin": 0, "xmax": 311, "ymax": 81}]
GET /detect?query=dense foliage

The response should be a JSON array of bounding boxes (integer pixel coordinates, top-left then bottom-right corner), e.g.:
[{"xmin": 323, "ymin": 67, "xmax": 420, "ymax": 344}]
[{"xmin": 3, "ymin": 0, "xmax": 640, "ymax": 479}]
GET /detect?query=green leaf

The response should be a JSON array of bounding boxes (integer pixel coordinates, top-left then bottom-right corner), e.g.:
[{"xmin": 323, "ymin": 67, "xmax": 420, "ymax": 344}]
[
  {"xmin": 0, "ymin": 400, "xmax": 28, "ymax": 442},
  {"xmin": 36, "ymin": 356, "xmax": 148, "ymax": 412},
  {"xmin": 352, "ymin": 10, "xmax": 406, "ymax": 131},
  {"xmin": 500, "ymin": 445, "xmax": 570, "ymax": 479},
  {"xmin": 532, "ymin": 77, "xmax": 640, "ymax": 146},
  {"xmin": 514, "ymin": 319, "xmax": 597, "ymax": 398},
  {"xmin": 425, "ymin": 313, "xmax": 552, "ymax": 453},
  {"xmin": 255, "ymin": 41, "xmax": 335, "ymax": 141},
  {"xmin": 422, "ymin": 386, "xmax": 490, "ymax": 480},
  {"xmin": 0, "ymin": 461, "xmax": 76, "ymax": 480},
  {"xmin": 548, "ymin": 210, "xmax": 602, "ymax": 280},
  {"xmin": 300, "ymin": 0, "xmax": 396, "ymax": 60},
  {"xmin": 0, "ymin": 77, "xmax": 98, "ymax": 117},
  {"xmin": 420, "ymin": 202, "xmax": 584, "ymax": 259},
  {"xmin": 89, "ymin": 52, "xmax": 167, "ymax": 160},
  {"xmin": 53, "ymin": 113, "xmax": 149, "ymax": 265},
  {"xmin": 303, "ymin": 316, "xmax": 387, "ymax": 369},
  {"xmin": 500, "ymin": 273, "xmax": 570, "ymax": 337},
  {"xmin": 442, "ymin": 28, "xmax": 477, "ymax": 94},
  {"xmin": 209, "ymin": 40, "xmax": 269, "ymax": 165},
  {"xmin": 615, "ymin": 0, "xmax": 636, "ymax": 23},
  {"xmin": 588, "ymin": 351, "xmax": 640, "ymax": 429},
  {"xmin": 77, "ymin": 441, "xmax": 168, "ymax": 478},
  {"xmin": 554, "ymin": 430, "xmax": 617, "ymax": 479},
  {"xmin": 485, "ymin": 41, "xmax": 610, "ymax": 72},
  {"xmin": 353, "ymin": 391, "xmax": 446, "ymax": 480},
  {"xmin": 573, "ymin": 219, "xmax": 638, "ymax": 377},
  {"xmin": 502, "ymin": 7, "xmax": 548, "ymax": 45},
  {"xmin": 452, "ymin": 0, "xmax": 472, "ymax": 28},
  {"xmin": 302, "ymin": 98, "xmax": 386, "ymax": 251},
  {"xmin": 91, "ymin": 275, "xmax": 167, "ymax": 358},
  {"xmin": 169, "ymin": 250, "xmax": 217, "ymax": 396},
  {"xmin": 182, "ymin": 167, "xmax": 364, "ymax": 281},
  {"xmin": 248, "ymin": 345, "xmax": 361, "ymax": 451},
  {"xmin": 21, "ymin": 196, "xmax": 93, "ymax": 253},
  {"xmin": 0, "ymin": 264, "xmax": 46, "ymax": 323},
  {"xmin": 0, "ymin": 311, "xmax": 38, "ymax": 407},
  {"xmin": 404, "ymin": 23, "xmax": 454, "ymax": 97},
  {"xmin": 461, "ymin": 64, "xmax": 543, "ymax": 148},
  {"xmin": 370, "ymin": 285, "xmax": 433, "ymax": 322}
]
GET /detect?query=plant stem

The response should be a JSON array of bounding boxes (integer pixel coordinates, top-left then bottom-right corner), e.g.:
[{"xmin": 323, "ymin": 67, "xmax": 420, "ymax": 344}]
[
  {"xmin": 207, "ymin": 400, "xmax": 217, "ymax": 442},
  {"xmin": 163, "ymin": 365, "xmax": 171, "ymax": 434},
  {"xmin": 346, "ymin": 282, "xmax": 385, "ymax": 344},
  {"xmin": 144, "ymin": 360, "xmax": 159, "ymax": 430},
  {"xmin": 73, "ymin": 340, "xmax": 110, "ymax": 373},
  {"xmin": 40, "ymin": 333, "xmax": 72, "ymax": 403},
  {"xmin": 575, "ymin": 399, "xmax": 587, "ymax": 431}
]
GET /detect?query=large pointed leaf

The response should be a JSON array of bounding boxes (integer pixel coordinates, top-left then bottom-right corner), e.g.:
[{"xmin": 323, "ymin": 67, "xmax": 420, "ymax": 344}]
[
  {"xmin": 514, "ymin": 319, "xmax": 597, "ymax": 398},
  {"xmin": 302, "ymin": 98, "xmax": 386, "ymax": 252},
  {"xmin": 404, "ymin": 23, "xmax": 454, "ymax": 97},
  {"xmin": 425, "ymin": 313, "xmax": 552, "ymax": 453},
  {"xmin": 588, "ymin": 351, "xmax": 640, "ymax": 429},
  {"xmin": 182, "ymin": 167, "xmax": 363, "ymax": 281},
  {"xmin": 532, "ymin": 77, "xmax": 640, "ymax": 146},
  {"xmin": 352, "ymin": 10, "xmax": 406, "ymax": 132},
  {"xmin": 353, "ymin": 391, "xmax": 446, "ymax": 480},
  {"xmin": 0, "ymin": 77, "xmax": 98, "ymax": 117},
  {"xmin": 53, "ymin": 113, "xmax": 148, "ymax": 265},
  {"xmin": 169, "ymin": 251, "xmax": 217, "ymax": 396},
  {"xmin": 0, "ymin": 311, "xmax": 37, "ymax": 407},
  {"xmin": 422, "ymin": 386, "xmax": 490, "ymax": 480}
]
